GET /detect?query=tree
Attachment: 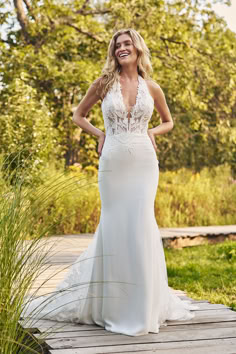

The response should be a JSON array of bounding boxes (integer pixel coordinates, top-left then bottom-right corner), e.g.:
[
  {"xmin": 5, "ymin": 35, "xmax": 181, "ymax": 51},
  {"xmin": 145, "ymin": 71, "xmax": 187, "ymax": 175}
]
[
  {"xmin": 0, "ymin": 0, "xmax": 235, "ymax": 173},
  {"xmin": 0, "ymin": 74, "xmax": 60, "ymax": 183},
  {"xmin": 1, "ymin": 0, "xmax": 109, "ymax": 167}
]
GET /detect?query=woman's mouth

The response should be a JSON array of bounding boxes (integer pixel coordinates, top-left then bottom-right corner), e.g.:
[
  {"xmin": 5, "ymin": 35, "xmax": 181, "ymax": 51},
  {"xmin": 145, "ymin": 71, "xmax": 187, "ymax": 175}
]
[{"xmin": 119, "ymin": 52, "xmax": 130, "ymax": 59}]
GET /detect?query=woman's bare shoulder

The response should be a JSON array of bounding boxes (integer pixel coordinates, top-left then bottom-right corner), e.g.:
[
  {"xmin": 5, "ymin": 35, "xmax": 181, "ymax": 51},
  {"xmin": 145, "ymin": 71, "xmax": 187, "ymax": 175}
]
[
  {"xmin": 145, "ymin": 78, "xmax": 164, "ymax": 101},
  {"xmin": 145, "ymin": 78, "xmax": 161, "ymax": 92}
]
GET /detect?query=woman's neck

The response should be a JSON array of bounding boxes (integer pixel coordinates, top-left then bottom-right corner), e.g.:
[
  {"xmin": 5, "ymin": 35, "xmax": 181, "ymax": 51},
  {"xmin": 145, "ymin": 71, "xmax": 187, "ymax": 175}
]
[{"xmin": 119, "ymin": 65, "xmax": 139, "ymax": 81}]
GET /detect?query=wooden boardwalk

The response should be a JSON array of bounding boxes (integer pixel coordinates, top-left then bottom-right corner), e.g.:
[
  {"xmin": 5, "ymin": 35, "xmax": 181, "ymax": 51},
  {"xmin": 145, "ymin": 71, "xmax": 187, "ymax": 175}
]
[
  {"xmin": 21, "ymin": 227, "xmax": 236, "ymax": 353},
  {"xmin": 161, "ymin": 224, "xmax": 236, "ymax": 248}
]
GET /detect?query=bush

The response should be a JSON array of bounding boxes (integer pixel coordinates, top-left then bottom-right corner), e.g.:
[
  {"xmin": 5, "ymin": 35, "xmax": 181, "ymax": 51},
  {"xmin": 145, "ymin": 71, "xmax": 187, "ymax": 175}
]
[
  {"xmin": 29, "ymin": 164, "xmax": 101, "ymax": 235},
  {"xmin": 0, "ymin": 161, "xmax": 235, "ymax": 237},
  {"xmin": 155, "ymin": 163, "xmax": 236, "ymax": 227},
  {"xmin": 0, "ymin": 74, "xmax": 61, "ymax": 185}
]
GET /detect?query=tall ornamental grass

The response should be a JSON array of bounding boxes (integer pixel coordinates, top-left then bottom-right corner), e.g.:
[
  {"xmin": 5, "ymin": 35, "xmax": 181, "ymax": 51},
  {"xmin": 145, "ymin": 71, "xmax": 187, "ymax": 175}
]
[{"xmin": 0, "ymin": 156, "xmax": 93, "ymax": 353}]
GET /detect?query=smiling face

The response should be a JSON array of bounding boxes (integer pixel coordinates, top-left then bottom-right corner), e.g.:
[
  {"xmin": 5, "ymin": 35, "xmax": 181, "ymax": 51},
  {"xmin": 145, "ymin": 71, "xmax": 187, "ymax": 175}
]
[{"xmin": 114, "ymin": 33, "xmax": 138, "ymax": 68}]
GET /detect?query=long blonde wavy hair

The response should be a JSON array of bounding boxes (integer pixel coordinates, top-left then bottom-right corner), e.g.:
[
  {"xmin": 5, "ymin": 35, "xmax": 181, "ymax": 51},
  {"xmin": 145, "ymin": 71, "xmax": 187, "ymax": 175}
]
[{"xmin": 99, "ymin": 28, "xmax": 153, "ymax": 99}]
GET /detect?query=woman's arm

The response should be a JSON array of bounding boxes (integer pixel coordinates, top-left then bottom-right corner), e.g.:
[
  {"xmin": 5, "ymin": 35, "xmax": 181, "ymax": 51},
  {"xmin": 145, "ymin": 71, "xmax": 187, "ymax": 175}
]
[
  {"xmin": 72, "ymin": 78, "xmax": 104, "ymax": 137},
  {"xmin": 72, "ymin": 78, "xmax": 105, "ymax": 156},
  {"xmin": 146, "ymin": 80, "xmax": 174, "ymax": 151}
]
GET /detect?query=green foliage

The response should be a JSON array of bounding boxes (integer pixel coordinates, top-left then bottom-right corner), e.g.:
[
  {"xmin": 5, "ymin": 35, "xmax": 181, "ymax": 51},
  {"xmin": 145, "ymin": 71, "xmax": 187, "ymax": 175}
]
[
  {"xmin": 105, "ymin": 0, "xmax": 236, "ymax": 172},
  {"xmin": 155, "ymin": 163, "xmax": 236, "ymax": 227},
  {"xmin": 0, "ymin": 0, "xmax": 107, "ymax": 167},
  {"xmin": 0, "ymin": 163, "xmax": 233, "ymax": 236},
  {"xmin": 216, "ymin": 242, "xmax": 236, "ymax": 261},
  {"xmin": 0, "ymin": 0, "xmax": 235, "ymax": 172},
  {"xmin": 0, "ymin": 75, "xmax": 60, "ymax": 184},
  {"xmin": 165, "ymin": 241, "xmax": 236, "ymax": 311},
  {"xmin": 28, "ymin": 164, "xmax": 101, "ymax": 235}
]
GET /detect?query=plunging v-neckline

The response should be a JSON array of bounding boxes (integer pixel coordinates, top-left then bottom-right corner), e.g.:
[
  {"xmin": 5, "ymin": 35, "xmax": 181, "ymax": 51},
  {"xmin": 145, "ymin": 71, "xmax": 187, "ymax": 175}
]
[{"xmin": 118, "ymin": 75, "xmax": 140, "ymax": 119}]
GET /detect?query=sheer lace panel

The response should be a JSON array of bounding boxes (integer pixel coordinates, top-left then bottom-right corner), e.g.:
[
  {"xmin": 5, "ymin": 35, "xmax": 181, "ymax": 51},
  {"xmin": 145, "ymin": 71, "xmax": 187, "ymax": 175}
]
[{"xmin": 101, "ymin": 75, "xmax": 154, "ymax": 136}]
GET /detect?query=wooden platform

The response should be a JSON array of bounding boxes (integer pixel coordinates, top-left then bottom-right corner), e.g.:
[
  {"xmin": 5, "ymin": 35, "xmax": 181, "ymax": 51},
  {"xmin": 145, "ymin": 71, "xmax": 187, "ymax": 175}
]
[
  {"xmin": 160, "ymin": 224, "xmax": 236, "ymax": 248},
  {"xmin": 20, "ymin": 229, "xmax": 236, "ymax": 353}
]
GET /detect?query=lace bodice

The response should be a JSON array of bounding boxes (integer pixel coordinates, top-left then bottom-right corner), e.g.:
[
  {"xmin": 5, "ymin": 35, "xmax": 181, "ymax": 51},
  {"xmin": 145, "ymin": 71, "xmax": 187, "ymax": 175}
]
[{"xmin": 101, "ymin": 75, "xmax": 154, "ymax": 136}]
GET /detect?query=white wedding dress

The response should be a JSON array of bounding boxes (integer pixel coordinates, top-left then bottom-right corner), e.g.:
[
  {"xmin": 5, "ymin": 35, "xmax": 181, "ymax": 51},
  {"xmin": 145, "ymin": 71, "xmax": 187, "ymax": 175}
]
[{"xmin": 22, "ymin": 75, "xmax": 198, "ymax": 336}]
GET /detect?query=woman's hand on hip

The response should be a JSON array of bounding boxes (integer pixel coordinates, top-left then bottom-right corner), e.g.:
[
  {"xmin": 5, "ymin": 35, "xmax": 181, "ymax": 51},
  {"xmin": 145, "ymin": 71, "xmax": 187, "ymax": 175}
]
[
  {"xmin": 147, "ymin": 129, "xmax": 157, "ymax": 152},
  {"xmin": 98, "ymin": 132, "xmax": 106, "ymax": 157}
]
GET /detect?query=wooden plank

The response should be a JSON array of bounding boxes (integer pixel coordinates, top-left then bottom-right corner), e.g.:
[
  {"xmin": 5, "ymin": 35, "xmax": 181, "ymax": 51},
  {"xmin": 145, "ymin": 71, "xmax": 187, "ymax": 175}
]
[
  {"xmin": 21, "ymin": 308, "xmax": 236, "ymax": 333},
  {"xmin": 158, "ymin": 320, "xmax": 236, "ymax": 332},
  {"xmin": 160, "ymin": 225, "xmax": 236, "ymax": 238},
  {"xmin": 192, "ymin": 303, "xmax": 230, "ymax": 310},
  {"xmin": 43, "ymin": 327, "xmax": 236, "ymax": 349},
  {"xmin": 35, "ymin": 321, "xmax": 236, "ymax": 340},
  {"xmin": 23, "ymin": 320, "xmax": 236, "ymax": 335},
  {"xmin": 33, "ymin": 321, "xmax": 236, "ymax": 336},
  {"xmin": 190, "ymin": 309, "xmax": 234, "ymax": 315},
  {"xmin": 47, "ymin": 338, "xmax": 236, "ymax": 354},
  {"xmin": 20, "ymin": 319, "xmax": 101, "ymax": 332},
  {"xmin": 165, "ymin": 308, "xmax": 236, "ymax": 326},
  {"xmin": 167, "ymin": 315, "xmax": 236, "ymax": 326},
  {"xmin": 20, "ymin": 232, "xmax": 236, "ymax": 353},
  {"xmin": 177, "ymin": 296, "xmax": 210, "ymax": 303}
]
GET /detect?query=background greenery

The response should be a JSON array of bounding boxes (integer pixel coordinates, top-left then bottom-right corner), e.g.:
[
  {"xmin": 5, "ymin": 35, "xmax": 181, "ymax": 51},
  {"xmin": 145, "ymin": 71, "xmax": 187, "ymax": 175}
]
[
  {"xmin": 0, "ymin": 3, "xmax": 235, "ymax": 348},
  {"xmin": 0, "ymin": 0, "xmax": 235, "ymax": 179},
  {"xmin": 0, "ymin": 162, "xmax": 234, "ymax": 236},
  {"xmin": 0, "ymin": 1, "xmax": 235, "ymax": 230}
]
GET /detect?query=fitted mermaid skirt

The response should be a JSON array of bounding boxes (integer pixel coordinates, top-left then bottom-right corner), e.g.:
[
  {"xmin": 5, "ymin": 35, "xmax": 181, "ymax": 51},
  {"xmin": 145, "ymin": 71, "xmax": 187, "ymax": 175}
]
[{"xmin": 22, "ymin": 132, "xmax": 198, "ymax": 336}]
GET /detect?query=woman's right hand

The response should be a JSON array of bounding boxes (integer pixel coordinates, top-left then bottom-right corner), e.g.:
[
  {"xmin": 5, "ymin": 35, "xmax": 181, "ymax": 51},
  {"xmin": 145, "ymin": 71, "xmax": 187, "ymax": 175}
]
[{"xmin": 98, "ymin": 132, "xmax": 106, "ymax": 157}]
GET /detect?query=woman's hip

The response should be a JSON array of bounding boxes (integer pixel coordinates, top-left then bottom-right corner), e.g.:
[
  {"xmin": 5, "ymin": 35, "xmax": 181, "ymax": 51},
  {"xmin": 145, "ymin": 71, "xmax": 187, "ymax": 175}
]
[{"xmin": 99, "ymin": 133, "xmax": 159, "ymax": 166}]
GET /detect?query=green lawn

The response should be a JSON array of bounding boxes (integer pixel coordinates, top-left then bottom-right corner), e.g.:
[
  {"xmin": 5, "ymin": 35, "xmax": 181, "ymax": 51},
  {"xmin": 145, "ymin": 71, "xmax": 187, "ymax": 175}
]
[{"xmin": 164, "ymin": 240, "xmax": 236, "ymax": 311}]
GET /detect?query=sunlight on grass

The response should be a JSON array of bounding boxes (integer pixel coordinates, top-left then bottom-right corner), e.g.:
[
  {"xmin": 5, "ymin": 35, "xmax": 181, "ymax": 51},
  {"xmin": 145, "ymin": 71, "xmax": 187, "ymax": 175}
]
[
  {"xmin": 165, "ymin": 241, "xmax": 236, "ymax": 311},
  {"xmin": 156, "ymin": 163, "xmax": 236, "ymax": 227}
]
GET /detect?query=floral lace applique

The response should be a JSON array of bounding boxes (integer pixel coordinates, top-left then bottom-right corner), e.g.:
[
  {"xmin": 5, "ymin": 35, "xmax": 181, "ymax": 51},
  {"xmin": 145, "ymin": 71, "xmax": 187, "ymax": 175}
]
[{"xmin": 101, "ymin": 75, "xmax": 154, "ymax": 136}]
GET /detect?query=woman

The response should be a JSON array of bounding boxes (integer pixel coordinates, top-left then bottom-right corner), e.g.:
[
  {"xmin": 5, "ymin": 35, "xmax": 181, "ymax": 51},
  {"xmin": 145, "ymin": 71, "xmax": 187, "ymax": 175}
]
[{"xmin": 22, "ymin": 28, "xmax": 198, "ymax": 337}]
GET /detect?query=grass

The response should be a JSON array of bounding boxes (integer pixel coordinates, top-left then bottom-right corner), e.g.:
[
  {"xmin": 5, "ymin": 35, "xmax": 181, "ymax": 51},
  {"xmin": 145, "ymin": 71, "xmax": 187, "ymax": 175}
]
[
  {"xmin": 37, "ymin": 162, "xmax": 236, "ymax": 232},
  {"xmin": 0, "ymin": 174, "xmax": 51, "ymax": 352},
  {"xmin": 156, "ymin": 163, "xmax": 236, "ymax": 227},
  {"xmin": 0, "ymin": 154, "xmax": 93, "ymax": 353},
  {"xmin": 0, "ymin": 162, "xmax": 235, "ymax": 235},
  {"xmin": 165, "ymin": 240, "xmax": 236, "ymax": 311}
]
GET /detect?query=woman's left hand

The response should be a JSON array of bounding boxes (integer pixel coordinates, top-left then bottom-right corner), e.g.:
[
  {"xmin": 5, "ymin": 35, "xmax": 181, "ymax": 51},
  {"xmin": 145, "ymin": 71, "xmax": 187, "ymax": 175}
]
[{"xmin": 147, "ymin": 129, "xmax": 157, "ymax": 152}]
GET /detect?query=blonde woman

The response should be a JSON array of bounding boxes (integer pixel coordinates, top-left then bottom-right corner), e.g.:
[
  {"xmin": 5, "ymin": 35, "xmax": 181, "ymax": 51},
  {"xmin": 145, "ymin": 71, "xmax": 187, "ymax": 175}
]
[{"xmin": 22, "ymin": 29, "xmax": 198, "ymax": 336}]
